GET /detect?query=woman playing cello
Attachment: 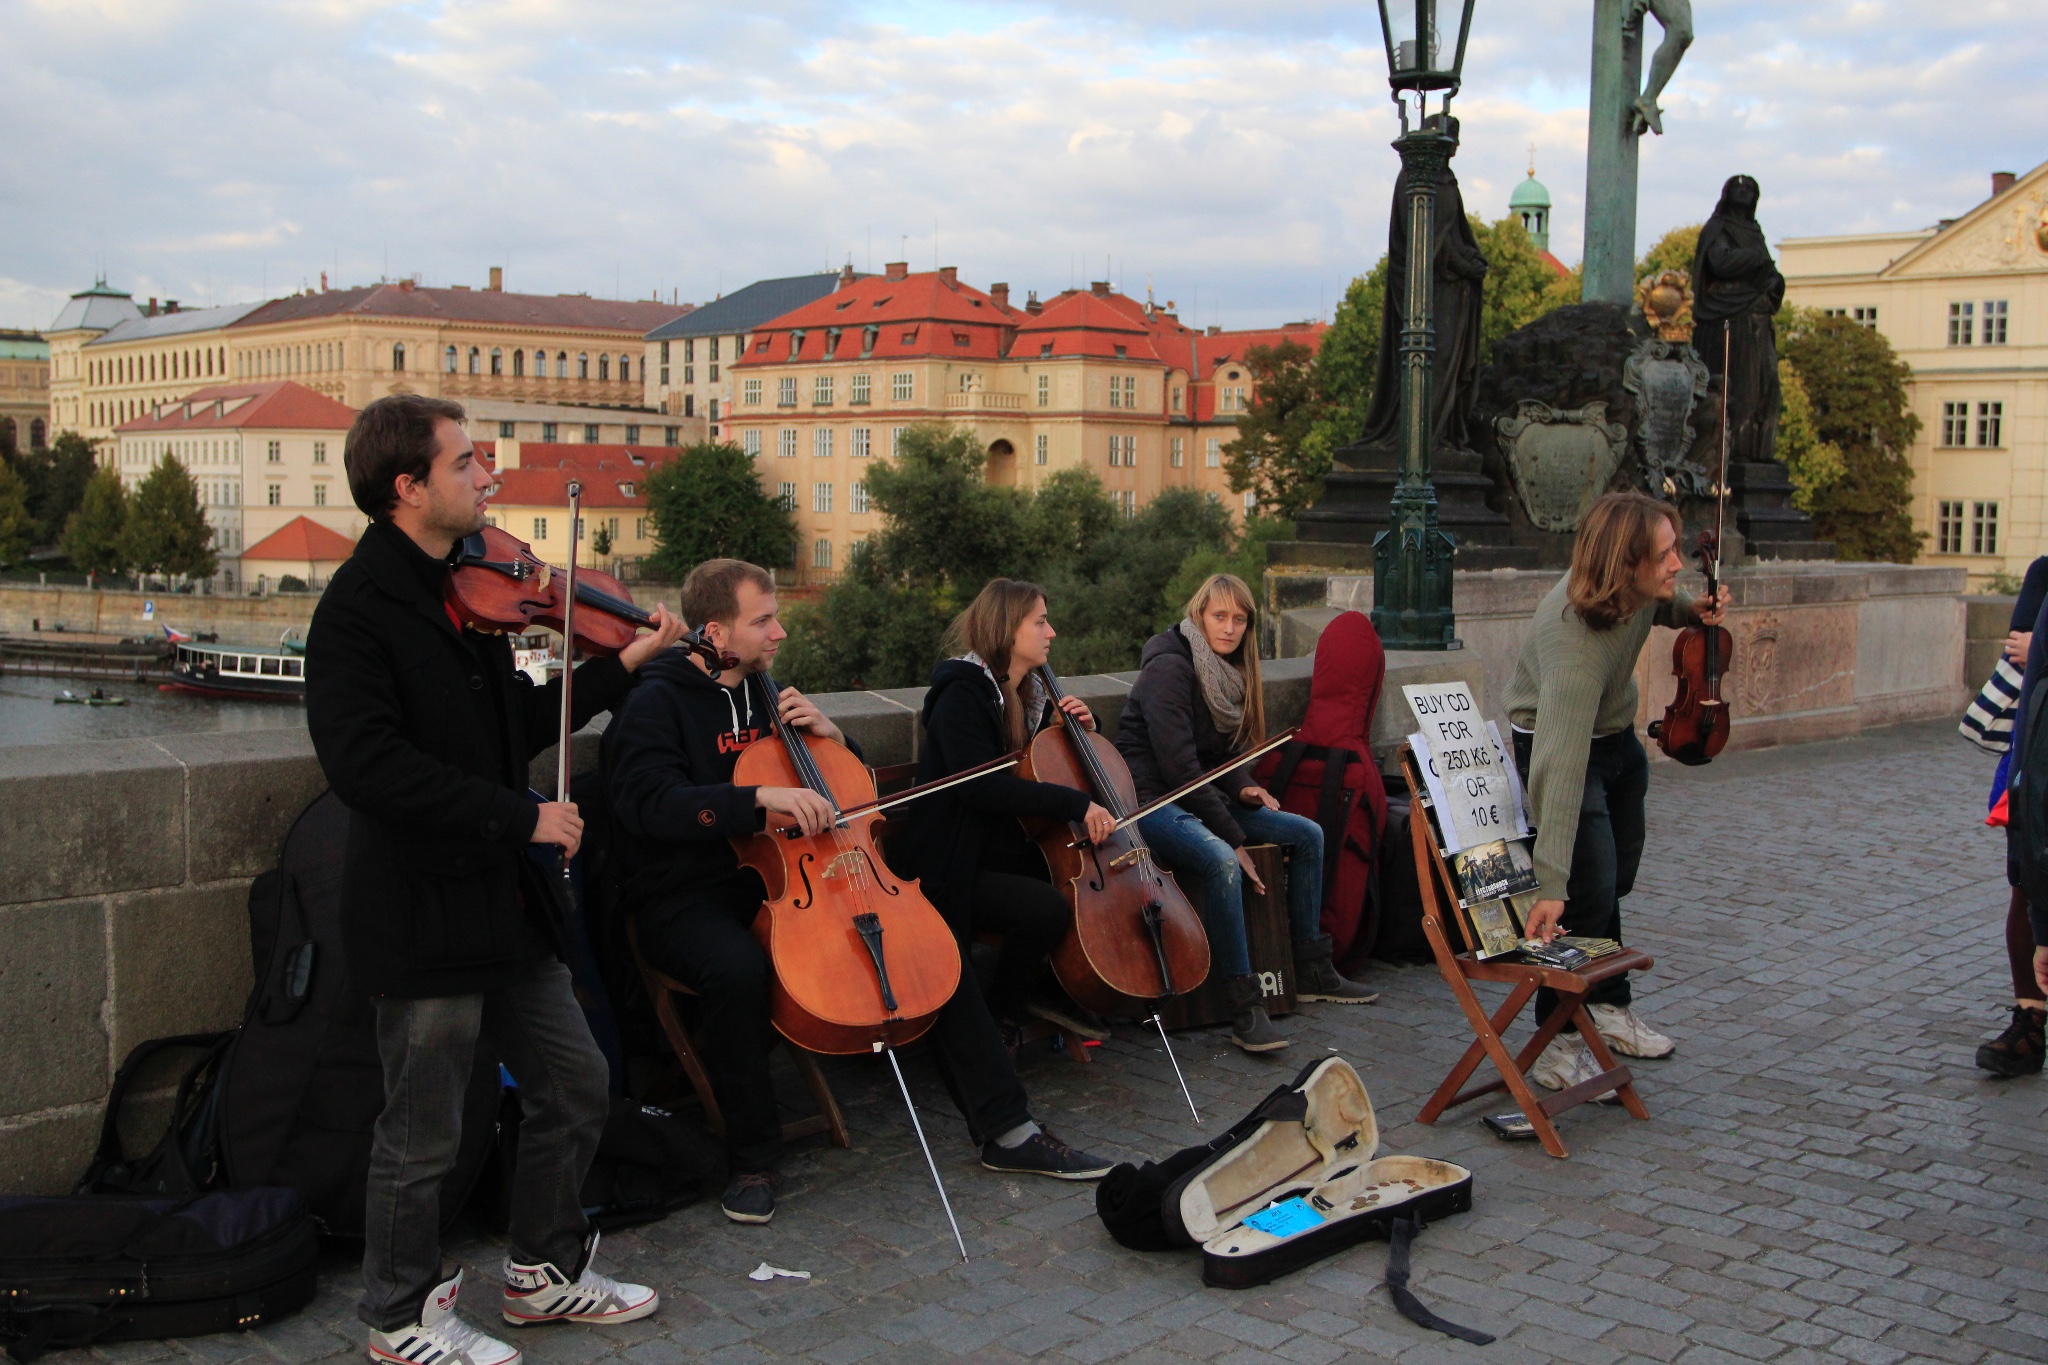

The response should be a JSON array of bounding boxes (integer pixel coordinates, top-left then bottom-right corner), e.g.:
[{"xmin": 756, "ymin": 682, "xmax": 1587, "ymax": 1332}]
[
  {"xmin": 1115, "ymin": 574, "xmax": 1377, "ymax": 1053},
  {"xmin": 901, "ymin": 579, "xmax": 1120, "ymax": 1041}
]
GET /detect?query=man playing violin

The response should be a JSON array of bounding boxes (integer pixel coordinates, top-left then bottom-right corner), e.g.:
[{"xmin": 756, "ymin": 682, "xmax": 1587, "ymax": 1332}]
[
  {"xmin": 1505, "ymin": 491, "xmax": 1728, "ymax": 1095},
  {"xmin": 602, "ymin": 558, "xmax": 1117, "ymax": 1226},
  {"xmin": 308, "ymin": 394, "xmax": 682, "ymax": 1365}
]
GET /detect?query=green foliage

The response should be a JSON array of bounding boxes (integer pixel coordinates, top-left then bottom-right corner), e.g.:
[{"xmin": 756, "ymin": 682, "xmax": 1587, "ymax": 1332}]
[
  {"xmin": 591, "ymin": 524, "xmax": 613, "ymax": 559},
  {"xmin": 1779, "ymin": 308, "xmax": 1923, "ymax": 562},
  {"xmin": 861, "ymin": 423, "xmax": 1032, "ymax": 586},
  {"xmin": 4, "ymin": 432, "xmax": 98, "ymax": 545},
  {"xmin": 1637, "ymin": 224, "xmax": 1702, "ymax": 284},
  {"xmin": 277, "ymin": 574, "xmax": 309, "ymax": 592},
  {"xmin": 62, "ymin": 468, "xmax": 130, "ymax": 576},
  {"xmin": 122, "ymin": 457, "xmax": 217, "ymax": 578},
  {"xmin": 1041, "ymin": 488, "xmax": 1237, "ymax": 676},
  {"xmin": 0, "ymin": 459, "xmax": 32, "ymax": 566},
  {"xmin": 644, "ymin": 440, "xmax": 797, "ymax": 577},
  {"xmin": 1306, "ymin": 258, "xmax": 1386, "ymax": 460},
  {"xmin": 1774, "ymin": 360, "xmax": 1846, "ymax": 514},
  {"xmin": 1987, "ymin": 568, "xmax": 2028, "ymax": 596},
  {"xmin": 1471, "ymin": 215, "xmax": 1577, "ymax": 360},
  {"xmin": 775, "ymin": 558, "xmax": 958, "ymax": 693},
  {"xmin": 1023, "ymin": 465, "xmax": 1119, "ymax": 565},
  {"xmin": 1222, "ymin": 340, "xmax": 1327, "ymax": 518},
  {"xmin": 1160, "ymin": 515, "xmax": 1293, "ymax": 626}
]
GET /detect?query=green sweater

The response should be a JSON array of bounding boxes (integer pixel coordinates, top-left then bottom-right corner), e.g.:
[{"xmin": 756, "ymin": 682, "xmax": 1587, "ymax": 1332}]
[{"xmin": 1503, "ymin": 575, "xmax": 1694, "ymax": 900}]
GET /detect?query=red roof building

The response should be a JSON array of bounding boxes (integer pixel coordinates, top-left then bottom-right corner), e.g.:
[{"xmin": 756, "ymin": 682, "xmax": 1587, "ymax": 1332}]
[{"xmin": 242, "ymin": 514, "xmax": 359, "ymax": 567}]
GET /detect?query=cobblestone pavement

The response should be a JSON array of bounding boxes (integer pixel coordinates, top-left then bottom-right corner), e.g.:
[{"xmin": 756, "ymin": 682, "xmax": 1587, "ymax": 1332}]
[{"xmin": 67, "ymin": 720, "xmax": 2048, "ymax": 1365}]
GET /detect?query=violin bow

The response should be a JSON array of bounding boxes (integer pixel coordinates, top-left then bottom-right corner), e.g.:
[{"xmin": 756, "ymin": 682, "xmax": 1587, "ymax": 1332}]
[
  {"xmin": 553, "ymin": 481, "xmax": 582, "ymax": 883},
  {"xmin": 1068, "ymin": 728, "xmax": 1299, "ymax": 847},
  {"xmin": 832, "ymin": 751, "xmax": 1023, "ymax": 823}
]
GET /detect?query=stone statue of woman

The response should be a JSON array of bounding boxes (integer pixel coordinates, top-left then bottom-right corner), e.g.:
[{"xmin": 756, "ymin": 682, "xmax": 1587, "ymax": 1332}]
[{"xmin": 1691, "ymin": 174, "xmax": 1785, "ymax": 467}]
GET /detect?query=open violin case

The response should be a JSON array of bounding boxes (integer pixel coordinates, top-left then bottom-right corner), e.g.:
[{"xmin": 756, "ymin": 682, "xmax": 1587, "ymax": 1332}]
[{"xmin": 1099, "ymin": 1056, "xmax": 1472, "ymax": 1289}]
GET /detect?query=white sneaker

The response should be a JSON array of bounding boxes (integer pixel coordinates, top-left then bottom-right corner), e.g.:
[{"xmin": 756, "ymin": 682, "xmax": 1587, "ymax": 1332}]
[
  {"xmin": 368, "ymin": 1269, "xmax": 520, "ymax": 1365},
  {"xmin": 1587, "ymin": 1003, "xmax": 1675, "ymax": 1059},
  {"xmin": 502, "ymin": 1230, "xmax": 659, "ymax": 1328},
  {"xmin": 1528, "ymin": 1035, "xmax": 1618, "ymax": 1100}
]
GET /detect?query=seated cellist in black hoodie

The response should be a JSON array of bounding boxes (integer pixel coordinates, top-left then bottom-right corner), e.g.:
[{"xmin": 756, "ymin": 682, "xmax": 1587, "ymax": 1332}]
[
  {"xmin": 903, "ymin": 578, "xmax": 1121, "ymax": 1041},
  {"xmin": 601, "ymin": 559, "xmax": 1116, "ymax": 1228}
]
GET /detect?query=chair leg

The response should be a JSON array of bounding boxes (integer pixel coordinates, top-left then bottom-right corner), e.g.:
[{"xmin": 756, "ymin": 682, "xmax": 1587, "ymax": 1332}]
[
  {"xmin": 1418, "ymin": 981, "xmax": 1535, "ymax": 1122},
  {"xmin": 1572, "ymin": 1003, "xmax": 1650, "ymax": 1120},
  {"xmin": 786, "ymin": 1042, "xmax": 851, "ymax": 1149},
  {"xmin": 648, "ymin": 975, "xmax": 725, "ymax": 1139}
]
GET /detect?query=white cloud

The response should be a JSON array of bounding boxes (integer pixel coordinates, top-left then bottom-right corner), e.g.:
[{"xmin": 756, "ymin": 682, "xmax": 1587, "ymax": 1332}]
[{"xmin": 0, "ymin": 0, "xmax": 2040, "ymax": 331}]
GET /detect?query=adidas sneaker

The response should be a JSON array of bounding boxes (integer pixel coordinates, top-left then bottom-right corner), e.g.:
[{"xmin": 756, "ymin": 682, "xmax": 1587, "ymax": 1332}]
[
  {"xmin": 366, "ymin": 1268, "xmax": 519, "ymax": 1365},
  {"xmin": 501, "ymin": 1230, "xmax": 658, "ymax": 1328}
]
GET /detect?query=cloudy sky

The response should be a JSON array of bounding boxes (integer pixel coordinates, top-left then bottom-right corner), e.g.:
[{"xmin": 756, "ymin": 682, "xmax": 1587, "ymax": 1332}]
[{"xmin": 2, "ymin": 0, "xmax": 2041, "ymax": 333}]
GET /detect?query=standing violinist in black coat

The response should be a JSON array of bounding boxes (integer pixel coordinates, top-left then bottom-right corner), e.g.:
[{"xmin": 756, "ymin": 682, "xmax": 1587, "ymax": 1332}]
[{"xmin": 307, "ymin": 394, "xmax": 681, "ymax": 1365}]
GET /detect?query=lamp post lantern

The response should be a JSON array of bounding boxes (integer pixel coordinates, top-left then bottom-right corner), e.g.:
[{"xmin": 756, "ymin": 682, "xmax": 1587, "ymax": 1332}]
[{"xmin": 1370, "ymin": 0, "xmax": 1477, "ymax": 651}]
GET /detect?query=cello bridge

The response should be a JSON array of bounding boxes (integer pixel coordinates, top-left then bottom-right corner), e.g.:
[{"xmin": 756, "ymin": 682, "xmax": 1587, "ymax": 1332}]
[
  {"xmin": 821, "ymin": 850, "xmax": 866, "ymax": 880},
  {"xmin": 1107, "ymin": 848, "xmax": 1146, "ymax": 870}
]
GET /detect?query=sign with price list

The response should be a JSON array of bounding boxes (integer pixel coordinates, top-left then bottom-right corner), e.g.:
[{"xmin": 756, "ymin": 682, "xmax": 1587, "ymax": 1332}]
[{"xmin": 1403, "ymin": 682, "xmax": 1526, "ymax": 854}]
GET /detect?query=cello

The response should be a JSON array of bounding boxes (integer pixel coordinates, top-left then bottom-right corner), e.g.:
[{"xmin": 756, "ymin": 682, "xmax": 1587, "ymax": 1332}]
[{"xmin": 1647, "ymin": 328, "xmax": 1736, "ymax": 766}]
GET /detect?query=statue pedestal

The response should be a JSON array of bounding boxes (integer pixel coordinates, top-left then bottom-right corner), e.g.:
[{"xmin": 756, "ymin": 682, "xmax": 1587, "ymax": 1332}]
[
  {"xmin": 1725, "ymin": 460, "xmax": 1833, "ymax": 561},
  {"xmin": 1283, "ymin": 437, "xmax": 1539, "ymax": 573}
]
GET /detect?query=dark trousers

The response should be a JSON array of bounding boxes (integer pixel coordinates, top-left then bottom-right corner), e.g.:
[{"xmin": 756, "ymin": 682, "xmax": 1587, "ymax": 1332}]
[
  {"xmin": 1514, "ymin": 727, "xmax": 1648, "ymax": 1027},
  {"xmin": 636, "ymin": 886, "xmax": 1035, "ymax": 1168},
  {"xmin": 359, "ymin": 962, "xmax": 606, "ymax": 1330},
  {"xmin": 968, "ymin": 870, "xmax": 1069, "ymax": 1024}
]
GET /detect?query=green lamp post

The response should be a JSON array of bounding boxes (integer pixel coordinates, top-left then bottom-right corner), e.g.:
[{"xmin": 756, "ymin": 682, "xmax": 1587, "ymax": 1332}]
[{"xmin": 1371, "ymin": 0, "xmax": 1477, "ymax": 651}]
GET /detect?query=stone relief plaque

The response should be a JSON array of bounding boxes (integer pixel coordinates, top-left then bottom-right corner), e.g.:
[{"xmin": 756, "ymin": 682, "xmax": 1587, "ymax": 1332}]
[
  {"xmin": 1495, "ymin": 400, "xmax": 1628, "ymax": 533},
  {"xmin": 1622, "ymin": 338, "xmax": 1711, "ymax": 499}
]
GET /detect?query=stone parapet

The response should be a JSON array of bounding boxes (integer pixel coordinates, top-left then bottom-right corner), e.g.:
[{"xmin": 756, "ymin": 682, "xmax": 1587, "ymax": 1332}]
[{"xmin": 1963, "ymin": 594, "xmax": 2017, "ymax": 693}]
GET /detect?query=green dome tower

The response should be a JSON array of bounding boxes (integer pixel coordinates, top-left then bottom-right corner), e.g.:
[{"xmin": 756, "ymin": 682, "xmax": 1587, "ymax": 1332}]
[{"xmin": 1509, "ymin": 152, "xmax": 1552, "ymax": 254}]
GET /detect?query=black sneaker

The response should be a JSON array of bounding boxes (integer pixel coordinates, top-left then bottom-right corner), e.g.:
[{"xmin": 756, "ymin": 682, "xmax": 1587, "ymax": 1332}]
[
  {"xmin": 720, "ymin": 1171, "xmax": 777, "ymax": 1224},
  {"xmin": 979, "ymin": 1129, "xmax": 1116, "ymax": 1181},
  {"xmin": 1976, "ymin": 1004, "xmax": 2045, "ymax": 1077}
]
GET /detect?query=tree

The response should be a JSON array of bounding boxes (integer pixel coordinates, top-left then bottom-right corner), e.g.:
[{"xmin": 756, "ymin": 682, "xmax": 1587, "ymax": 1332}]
[
  {"xmin": 1038, "ymin": 488, "xmax": 1236, "ymax": 675},
  {"xmin": 5, "ymin": 432, "xmax": 99, "ymax": 546},
  {"xmin": 1223, "ymin": 340, "xmax": 1327, "ymax": 518},
  {"xmin": 1471, "ymin": 214, "xmax": 1578, "ymax": 360},
  {"xmin": 1305, "ymin": 257, "xmax": 1388, "ymax": 461},
  {"xmin": 0, "ymin": 459, "xmax": 31, "ymax": 566},
  {"xmin": 1774, "ymin": 360, "xmax": 1846, "ymax": 514},
  {"xmin": 1637, "ymin": 224, "xmax": 1701, "ymax": 284},
  {"xmin": 775, "ymin": 560, "xmax": 957, "ymax": 693},
  {"xmin": 644, "ymin": 440, "xmax": 797, "ymax": 577},
  {"xmin": 62, "ymin": 468, "xmax": 129, "ymax": 576},
  {"xmin": 122, "ymin": 456, "xmax": 217, "ymax": 578},
  {"xmin": 590, "ymin": 524, "xmax": 613, "ymax": 560},
  {"xmin": 859, "ymin": 423, "xmax": 1032, "ymax": 586},
  {"xmin": 1160, "ymin": 514, "xmax": 1294, "ymax": 630},
  {"xmin": 1779, "ymin": 309, "xmax": 1922, "ymax": 562}
]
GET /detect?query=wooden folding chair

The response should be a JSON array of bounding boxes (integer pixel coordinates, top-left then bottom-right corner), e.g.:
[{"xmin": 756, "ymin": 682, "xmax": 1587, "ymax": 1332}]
[
  {"xmin": 625, "ymin": 921, "xmax": 850, "ymax": 1149},
  {"xmin": 1400, "ymin": 747, "xmax": 1652, "ymax": 1159}
]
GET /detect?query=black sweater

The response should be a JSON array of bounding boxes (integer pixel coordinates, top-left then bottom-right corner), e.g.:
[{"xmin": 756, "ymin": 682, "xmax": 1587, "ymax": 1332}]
[
  {"xmin": 306, "ymin": 519, "xmax": 633, "ymax": 999},
  {"xmin": 1113, "ymin": 629, "xmax": 1254, "ymax": 847},
  {"xmin": 902, "ymin": 659, "xmax": 1090, "ymax": 933}
]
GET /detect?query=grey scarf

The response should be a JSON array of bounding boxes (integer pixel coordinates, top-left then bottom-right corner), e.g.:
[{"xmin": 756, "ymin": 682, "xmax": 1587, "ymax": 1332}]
[
  {"xmin": 959, "ymin": 652, "xmax": 1050, "ymax": 737},
  {"xmin": 1178, "ymin": 619, "xmax": 1245, "ymax": 738}
]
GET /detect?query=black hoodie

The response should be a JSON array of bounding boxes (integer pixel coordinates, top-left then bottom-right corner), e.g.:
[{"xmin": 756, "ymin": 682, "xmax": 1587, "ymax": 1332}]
[
  {"xmin": 901, "ymin": 658, "xmax": 1090, "ymax": 933},
  {"xmin": 1114, "ymin": 628, "xmax": 1255, "ymax": 847},
  {"xmin": 600, "ymin": 647, "xmax": 797, "ymax": 907}
]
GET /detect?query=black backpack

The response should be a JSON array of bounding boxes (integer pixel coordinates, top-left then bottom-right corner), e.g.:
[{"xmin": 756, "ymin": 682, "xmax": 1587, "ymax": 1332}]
[
  {"xmin": 474, "ymin": 1089, "xmax": 722, "ymax": 1234},
  {"xmin": 0, "ymin": 1188, "xmax": 319, "ymax": 1362},
  {"xmin": 213, "ymin": 790, "xmax": 500, "ymax": 1237},
  {"xmin": 75, "ymin": 1033, "xmax": 237, "ymax": 1199}
]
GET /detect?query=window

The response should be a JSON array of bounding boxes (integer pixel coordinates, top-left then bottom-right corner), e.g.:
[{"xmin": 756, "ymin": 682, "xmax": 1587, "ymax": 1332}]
[
  {"xmin": 490, "ymin": 348, "xmax": 503, "ymax": 376},
  {"xmin": 312, "ymin": 441, "xmax": 327, "ymax": 464},
  {"xmin": 1123, "ymin": 376, "xmax": 1137, "ymax": 408},
  {"xmin": 684, "ymin": 366, "xmax": 694, "ymax": 385},
  {"xmin": 814, "ymin": 428, "xmax": 833, "ymax": 459},
  {"xmin": 1108, "ymin": 375, "xmax": 1122, "ymax": 409},
  {"xmin": 778, "ymin": 428, "xmax": 798, "ymax": 458},
  {"xmin": 710, "ymin": 338, "xmax": 721, "ymax": 360},
  {"xmin": 313, "ymin": 484, "xmax": 327, "ymax": 507},
  {"xmin": 777, "ymin": 481, "xmax": 797, "ymax": 509},
  {"xmin": 814, "ymin": 376, "xmax": 834, "ymax": 405},
  {"xmin": 1108, "ymin": 434, "xmax": 1136, "ymax": 467},
  {"xmin": 851, "ymin": 427, "xmax": 870, "ymax": 459},
  {"xmin": 624, "ymin": 425, "xmax": 640, "ymax": 444},
  {"xmin": 533, "ymin": 516, "xmax": 548, "ymax": 540},
  {"xmin": 1205, "ymin": 438, "xmax": 1222, "ymax": 468},
  {"xmin": 777, "ymin": 377, "xmax": 797, "ymax": 406},
  {"xmin": 1037, "ymin": 374, "xmax": 1050, "ymax": 407},
  {"xmin": 1116, "ymin": 490, "xmax": 1136, "ymax": 517},
  {"xmin": 813, "ymin": 482, "xmax": 833, "ymax": 513},
  {"xmin": 1973, "ymin": 501, "xmax": 2000, "ymax": 555},
  {"xmin": 891, "ymin": 426, "xmax": 908, "ymax": 455},
  {"xmin": 444, "ymin": 345, "xmax": 458, "ymax": 373},
  {"xmin": 1854, "ymin": 306, "xmax": 1878, "ymax": 328},
  {"xmin": 1949, "ymin": 302, "xmax": 1975, "ymax": 346},
  {"xmin": 664, "ymin": 427, "xmax": 681, "ymax": 446},
  {"xmin": 555, "ymin": 352, "xmax": 568, "ymax": 378},
  {"xmin": 267, "ymin": 484, "xmax": 282, "ymax": 506},
  {"xmin": 660, "ymin": 364, "xmax": 669, "ymax": 386},
  {"xmin": 709, "ymin": 399, "xmax": 720, "ymax": 421},
  {"xmin": 743, "ymin": 429, "xmax": 762, "ymax": 457},
  {"xmin": 813, "ymin": 538, "xmax": 833, "ymax": 569},
  {"xmin": 598, "ymin": 355, "xmax": 611, "ymax": 381},
  {"xmin": 850, "ymin": 481, "xmax": 870, "ymax": 513},
  {"xmin": 635, "ymin": 517, "xmax": 647, "ymax": 540},
  {"xmin": 541, "ymin": 423, "xmax": 557, "ymax": 442},
  {"xmin": 392, "ymin": 342, "xmax": 406, "ymax": 371},
  {"xmin": 1035, "ymin": 434, "xmax": 1048, "ymax": 466},
  {"xmin": 891, "ymin": 372, "xmax": 913, "ymax": 401},
  {"xmin": 620, "ymin": 356, "xmax": 630, "ymax": 383},
  {"xmin": 513, "ymin": 350, "xmax": 525, "ymax": 378},
  {"xmin": 499, "ymin": 421, "xmax": 515, "ymax": 439},
  {"xmin": 1170, "ymin": 437, "xmax": 1185, "ymax": 468},
  {"xmin": 584, "ymin": 424, "xmax": 600, "ymax": 443},
  {"xmin": 467, "ymin": 347, "xmax": 481, "ymax": 375},
  {"xmin": 1220, "ymin": 385, "xmax": 1247, "ymax": 413},
  {"xmin": 1978, "ymin": 402, "xmax": 2004, "ymax": 448},
  {"xmin": 1942, "ymin": 402, "xmax": 1967, "ymax": 447},
  {"xmin": 1984, "ymin": 300, "xmax": 2009, "ymax": 345},
  {"xmin": 266, "ymin": 440, "xmax": 281, "ymax": 463},
  {"xmin": 537, "ymin": 350, "xmax": 549, "ymax": 377},
  {"xmin": 851, "ymin": 373, "xmax": 871, "ymax": 404}
]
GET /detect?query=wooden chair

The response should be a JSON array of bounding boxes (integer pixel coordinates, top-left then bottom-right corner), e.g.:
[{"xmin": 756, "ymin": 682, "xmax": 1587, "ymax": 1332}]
[
  {"xmin": 625, "ymin": 921, "xmax": 850, "ymax": 1150},
  {"xmin": 1400, "ymin": 747, "xmax": 1652, "ymax": 1159}
]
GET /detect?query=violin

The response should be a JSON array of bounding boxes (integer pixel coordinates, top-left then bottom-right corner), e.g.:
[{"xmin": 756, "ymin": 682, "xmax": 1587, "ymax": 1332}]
[
  {"xmin": 446, "ymin": 523, "xmax": 705, "ymax": 661},
  {"xmin": 730, "ymin": 669, "xmax": 962, "ymax": 1055},
  {"xmin": 1648, "ymin": 325, "xmax": 1735, "ymax": 767},
  {"xmin": 1019, "ymin": 665, "xmax": 1209, "ymax": 1016}
]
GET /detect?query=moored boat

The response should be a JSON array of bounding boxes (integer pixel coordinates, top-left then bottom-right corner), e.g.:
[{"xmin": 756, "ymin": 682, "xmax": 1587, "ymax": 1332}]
[{"xmin": 163, "ymin": 640, "xmax": 307, "ymax": 701}]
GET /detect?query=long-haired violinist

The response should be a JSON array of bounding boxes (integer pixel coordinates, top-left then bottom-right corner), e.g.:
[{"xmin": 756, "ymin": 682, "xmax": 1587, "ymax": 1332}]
[
  {"xmin": 1114, "ymin": 573, "xmax": 1376, "ymax": 1054},
  {"xmin": 601, "ymin": 560, "xmax": 1115, "ymax": 1227}
]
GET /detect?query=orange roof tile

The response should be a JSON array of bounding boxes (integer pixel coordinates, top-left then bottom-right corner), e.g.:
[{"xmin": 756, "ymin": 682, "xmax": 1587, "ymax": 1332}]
[
  {"xmin": 234, "ymin": 284, "xmax": 689, "ymax": 335},
  {"xmin": 487, "ymin": 464, "xmax": 656, "ymax": 509},
  {"xmin": 734, "ymin": 270, "xmax": 1021, "ymax": 367},
  {"xmin": 115, "ymin": 381, "xmax": 357, "ymax": 433},
  {"xmin": 242, "ymin": 515, "xmax": 358, "ymax": 563}
]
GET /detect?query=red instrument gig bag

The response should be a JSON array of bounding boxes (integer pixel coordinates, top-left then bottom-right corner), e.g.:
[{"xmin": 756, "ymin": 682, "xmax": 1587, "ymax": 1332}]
[{"xmin": 1254, "ymin": 611, "xmax": 1388, "ymax": 970}]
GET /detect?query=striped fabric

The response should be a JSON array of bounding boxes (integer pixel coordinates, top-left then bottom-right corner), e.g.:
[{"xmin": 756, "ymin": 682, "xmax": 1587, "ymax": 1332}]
[{"xmin": 1960, "ymin": 656, "xmax": 2025, "ymax": 754}]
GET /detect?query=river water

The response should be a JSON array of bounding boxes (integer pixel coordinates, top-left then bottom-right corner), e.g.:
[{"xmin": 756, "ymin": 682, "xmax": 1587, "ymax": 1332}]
[{"xmin": 0, "ymin": 672, "xmax": 307, "ymax": 749}]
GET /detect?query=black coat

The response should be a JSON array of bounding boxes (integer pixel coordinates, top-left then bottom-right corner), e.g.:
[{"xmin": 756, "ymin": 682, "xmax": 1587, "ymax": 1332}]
[
  {"xmin": 902, "ymin": 659, "xmax": 1089, "ymax": 934},
  {"xmin": 1114, "ymin": 629, "xmax": 1254, "ymax": 847},
  {"xmin": 306, "ymin": 520, "xmax": 632, "ymax": 999}
]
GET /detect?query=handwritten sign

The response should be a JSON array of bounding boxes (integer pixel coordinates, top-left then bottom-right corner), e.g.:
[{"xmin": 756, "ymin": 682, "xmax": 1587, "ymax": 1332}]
[{"xmin": 1404, "ymin": 682, "xmax": 1520, "ymax": 853}]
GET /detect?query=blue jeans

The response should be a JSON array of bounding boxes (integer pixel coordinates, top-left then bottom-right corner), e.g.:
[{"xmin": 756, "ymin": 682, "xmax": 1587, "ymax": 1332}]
[{"xmin": 1136, "ymin": 803, "xmax": 1325, "ymax": 978}]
